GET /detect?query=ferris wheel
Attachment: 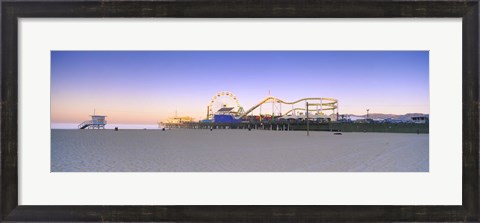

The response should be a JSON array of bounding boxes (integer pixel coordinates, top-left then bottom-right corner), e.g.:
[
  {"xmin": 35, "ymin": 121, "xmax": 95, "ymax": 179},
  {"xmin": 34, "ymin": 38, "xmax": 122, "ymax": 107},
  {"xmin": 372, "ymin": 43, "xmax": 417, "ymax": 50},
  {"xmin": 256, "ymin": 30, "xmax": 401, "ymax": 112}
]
[{"xmin": 208, "ymin": 91, "xmax": 243, "ymax": 119}]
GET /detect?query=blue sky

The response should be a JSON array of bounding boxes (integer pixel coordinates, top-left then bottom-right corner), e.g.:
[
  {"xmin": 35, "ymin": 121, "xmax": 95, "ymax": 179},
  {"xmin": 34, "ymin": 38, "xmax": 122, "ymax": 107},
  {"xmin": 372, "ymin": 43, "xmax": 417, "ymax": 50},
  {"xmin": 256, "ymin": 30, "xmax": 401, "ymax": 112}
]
[{"xmin": 51, "ymin": 51, "xmax": 429, "ymax": 124}]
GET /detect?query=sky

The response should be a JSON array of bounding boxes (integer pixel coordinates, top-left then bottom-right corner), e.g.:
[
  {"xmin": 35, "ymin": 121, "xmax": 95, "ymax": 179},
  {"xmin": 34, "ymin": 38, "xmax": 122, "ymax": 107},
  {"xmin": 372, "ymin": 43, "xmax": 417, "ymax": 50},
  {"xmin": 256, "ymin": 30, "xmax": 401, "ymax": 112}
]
[{"xmin": 51, "ymin": 51, "xmax": 429, "ymax": 125}]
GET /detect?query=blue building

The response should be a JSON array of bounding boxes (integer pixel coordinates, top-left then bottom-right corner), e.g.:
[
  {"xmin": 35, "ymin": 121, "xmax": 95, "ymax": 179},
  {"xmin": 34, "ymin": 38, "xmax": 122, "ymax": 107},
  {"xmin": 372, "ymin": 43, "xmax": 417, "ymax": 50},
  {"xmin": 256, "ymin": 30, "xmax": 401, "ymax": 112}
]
[{"xmin": 213, "ymin": 107, "xmax": 241, "ymax": 123}]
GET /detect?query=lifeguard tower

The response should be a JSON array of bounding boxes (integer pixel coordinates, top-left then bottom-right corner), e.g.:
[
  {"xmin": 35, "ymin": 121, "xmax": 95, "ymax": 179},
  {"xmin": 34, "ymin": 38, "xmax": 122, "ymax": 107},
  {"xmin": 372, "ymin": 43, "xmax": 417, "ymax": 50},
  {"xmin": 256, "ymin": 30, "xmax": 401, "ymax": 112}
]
[{"xmin": 78, "ymin": 112, "xmax": 107, "ymax": 129}]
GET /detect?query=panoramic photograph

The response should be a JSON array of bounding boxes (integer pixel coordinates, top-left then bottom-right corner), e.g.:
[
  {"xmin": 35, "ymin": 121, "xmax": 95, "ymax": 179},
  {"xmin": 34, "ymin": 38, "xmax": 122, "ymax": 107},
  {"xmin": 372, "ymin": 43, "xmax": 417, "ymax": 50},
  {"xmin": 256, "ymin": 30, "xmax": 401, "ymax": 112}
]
[{"xmin": 51, "ymin": 51, "xmax": 429, "ymax": 172}]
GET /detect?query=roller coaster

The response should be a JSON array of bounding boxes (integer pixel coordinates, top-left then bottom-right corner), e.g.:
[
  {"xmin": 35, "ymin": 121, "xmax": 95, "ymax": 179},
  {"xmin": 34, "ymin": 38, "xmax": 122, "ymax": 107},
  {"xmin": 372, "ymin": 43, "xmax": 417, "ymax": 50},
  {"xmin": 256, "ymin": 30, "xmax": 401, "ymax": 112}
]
[
  {"xmin": 207, "ymin": 91, "xmax": 338, "ymax": 123},
  {"xmin": 238, "ymin": 96, "xmax": 338, "ymax": 118}
]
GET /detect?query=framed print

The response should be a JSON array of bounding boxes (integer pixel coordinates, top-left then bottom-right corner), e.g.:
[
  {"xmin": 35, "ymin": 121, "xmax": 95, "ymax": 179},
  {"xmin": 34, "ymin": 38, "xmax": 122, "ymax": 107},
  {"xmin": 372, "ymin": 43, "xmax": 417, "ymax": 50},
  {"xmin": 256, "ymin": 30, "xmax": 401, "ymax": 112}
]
[{"xmin": 1, "ymin": 0, "xmax": 479, "ymax": 222}]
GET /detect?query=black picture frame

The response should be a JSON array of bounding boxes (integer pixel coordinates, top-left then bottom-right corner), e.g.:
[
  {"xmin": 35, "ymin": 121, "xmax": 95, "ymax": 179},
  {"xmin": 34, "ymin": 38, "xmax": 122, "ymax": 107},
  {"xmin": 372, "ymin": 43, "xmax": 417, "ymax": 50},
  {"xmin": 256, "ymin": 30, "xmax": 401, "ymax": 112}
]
[{"xmin": 1, "ymin": 0, "xmax": 478, "ymax": 222}]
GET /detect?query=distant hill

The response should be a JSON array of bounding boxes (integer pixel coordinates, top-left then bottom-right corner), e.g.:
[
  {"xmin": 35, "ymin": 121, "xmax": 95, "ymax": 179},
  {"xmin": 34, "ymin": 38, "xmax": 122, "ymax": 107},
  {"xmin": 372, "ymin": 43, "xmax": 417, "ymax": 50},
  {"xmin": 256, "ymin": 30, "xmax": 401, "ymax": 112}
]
[{"xmin": 344, "ymin": 113, "xmax": 429, "ymax": 121}]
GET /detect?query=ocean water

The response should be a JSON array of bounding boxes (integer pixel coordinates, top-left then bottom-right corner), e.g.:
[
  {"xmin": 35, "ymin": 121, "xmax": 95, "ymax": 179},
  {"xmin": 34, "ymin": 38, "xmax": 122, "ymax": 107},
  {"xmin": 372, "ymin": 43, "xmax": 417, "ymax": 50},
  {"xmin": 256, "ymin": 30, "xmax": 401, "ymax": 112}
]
[{"xmin": 51, "ymin": 123, "xmax": 160, "ymax": 130}]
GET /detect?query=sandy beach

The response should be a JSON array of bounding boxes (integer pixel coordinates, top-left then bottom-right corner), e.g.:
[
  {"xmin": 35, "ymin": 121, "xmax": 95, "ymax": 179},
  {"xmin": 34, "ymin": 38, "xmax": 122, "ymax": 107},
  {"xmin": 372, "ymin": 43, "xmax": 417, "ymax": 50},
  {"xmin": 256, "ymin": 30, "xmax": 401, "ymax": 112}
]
[{"xmin": 51, "ymin": 129, "xmax": 428, "ymax": 172}]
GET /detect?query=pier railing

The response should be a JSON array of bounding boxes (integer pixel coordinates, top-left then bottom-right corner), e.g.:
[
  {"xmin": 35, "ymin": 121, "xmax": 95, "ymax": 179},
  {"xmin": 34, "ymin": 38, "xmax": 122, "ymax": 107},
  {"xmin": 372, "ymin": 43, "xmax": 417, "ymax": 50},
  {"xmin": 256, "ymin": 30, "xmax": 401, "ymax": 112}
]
[
  {"xmin": 164, "ymin": 121, "xmax": 429, "ymax": 134},
  {"xmin": 78, "ymin": 120, "xmax": 93, "ymax": 129}
]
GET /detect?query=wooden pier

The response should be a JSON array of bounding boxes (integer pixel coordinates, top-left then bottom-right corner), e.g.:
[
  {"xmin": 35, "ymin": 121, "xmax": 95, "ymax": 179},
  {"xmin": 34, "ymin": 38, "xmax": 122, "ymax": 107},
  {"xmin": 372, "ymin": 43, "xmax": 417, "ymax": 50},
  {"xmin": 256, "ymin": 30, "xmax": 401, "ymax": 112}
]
[{"xmin": 164, "ymin": 121, "xmax": 429, "ymax": 133}]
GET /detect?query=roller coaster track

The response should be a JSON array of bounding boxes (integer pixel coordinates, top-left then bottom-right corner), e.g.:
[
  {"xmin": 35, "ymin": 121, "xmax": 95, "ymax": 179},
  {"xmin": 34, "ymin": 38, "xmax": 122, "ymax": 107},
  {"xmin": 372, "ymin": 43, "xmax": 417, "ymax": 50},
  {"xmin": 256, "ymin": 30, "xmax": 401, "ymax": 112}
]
[
  {"xmin": 239, "ymin": 96, "xmax": 338, "ymax": 118},
  {"xmin": 283, "ymin": 107, "xmax": 335, "ymax": 115}
]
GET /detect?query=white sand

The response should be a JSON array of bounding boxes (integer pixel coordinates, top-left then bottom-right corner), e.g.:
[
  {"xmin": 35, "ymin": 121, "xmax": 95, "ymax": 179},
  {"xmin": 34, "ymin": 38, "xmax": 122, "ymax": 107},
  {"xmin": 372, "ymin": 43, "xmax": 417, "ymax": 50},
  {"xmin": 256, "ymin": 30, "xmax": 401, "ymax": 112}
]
[{"xmin": 51, "ymin": 129, "xmax": 428, "ymax": 172}]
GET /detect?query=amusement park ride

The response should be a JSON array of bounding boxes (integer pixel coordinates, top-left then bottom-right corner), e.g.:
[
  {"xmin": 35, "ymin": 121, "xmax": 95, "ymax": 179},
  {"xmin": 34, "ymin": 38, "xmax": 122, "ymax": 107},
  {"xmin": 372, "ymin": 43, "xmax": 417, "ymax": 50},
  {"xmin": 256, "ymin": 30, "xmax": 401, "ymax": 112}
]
[{"xmin": 205, "ymin": 91, "xmax": 339, "ymax": 123}]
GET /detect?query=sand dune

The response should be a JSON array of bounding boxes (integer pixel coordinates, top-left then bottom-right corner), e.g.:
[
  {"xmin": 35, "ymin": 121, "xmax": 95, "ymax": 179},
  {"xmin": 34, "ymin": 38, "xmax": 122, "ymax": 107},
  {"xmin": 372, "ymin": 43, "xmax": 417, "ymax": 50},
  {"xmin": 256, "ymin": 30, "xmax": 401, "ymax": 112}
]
[{"xmin": 51, "ymin": 129, "xmax": 428, "ymax": 172}]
